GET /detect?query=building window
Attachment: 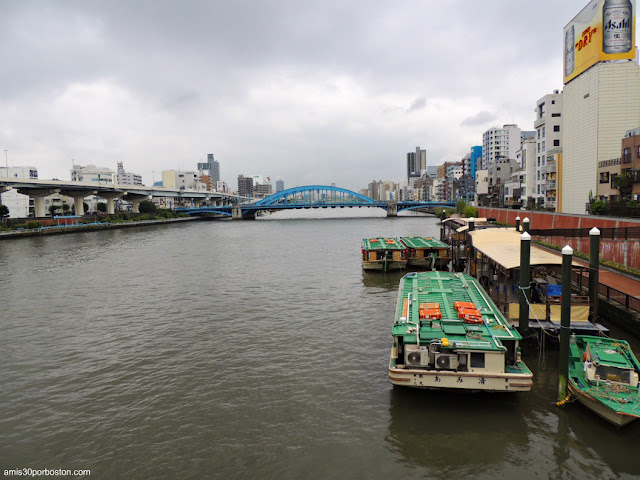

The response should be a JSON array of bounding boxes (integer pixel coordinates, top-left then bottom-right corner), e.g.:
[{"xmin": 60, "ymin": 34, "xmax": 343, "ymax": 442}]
[
  {"xmin": 552, "ymin": 113, "xmax": 561, "ymax": 117},
  {"xmin": 624, "ymin": 147, "xmax": 632, "ymax": 163},
  {"xmin": 600, "ymin": 172, "xmax": 610, "ymax": 183},
  {"xmin": 554, "ymin": 125, "xmax": 560, "ymax": 132},
  {"xmin": 542, "ymin": 141, "xmax": 545, "ymax": 152},
  {"xmin": 554, "ymin": 140, "xmax": 560, "ymax": 147},
  {"xmin": 542, "ymin": 126, "xmax": 546, "ymax": 137},
  {"xmin": 637, "ymin": 145, "xmax": 640, "ymax": 157},
  {"xmin": 537, "ymin": 129, "xmax": 541, "ymax": 139}
]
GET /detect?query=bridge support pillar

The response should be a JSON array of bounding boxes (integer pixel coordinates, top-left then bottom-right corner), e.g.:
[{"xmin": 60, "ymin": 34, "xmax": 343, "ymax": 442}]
[
  {"xmin": 131, "ymin": 199, "xmax": 141, "ymax": 214},
  {"xmin": 74, "ymin": 196, "xmax": 86, "ymax": 216},
  {"xmin": 387, "ymin": 201, "xmax": 398, "ymax": 217},
  {"xmin": 34, "ymin": 195, "xmax": 46, "ymax": 218},
  {"xmin": 232, "ymin": 204, "xmax": 243, "ymax": 220}
]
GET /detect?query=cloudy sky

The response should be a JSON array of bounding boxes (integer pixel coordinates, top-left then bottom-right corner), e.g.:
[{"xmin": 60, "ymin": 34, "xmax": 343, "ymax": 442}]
[{"xmin": 0, "ymin": 1, "xmax": 628, "ymax": 192}]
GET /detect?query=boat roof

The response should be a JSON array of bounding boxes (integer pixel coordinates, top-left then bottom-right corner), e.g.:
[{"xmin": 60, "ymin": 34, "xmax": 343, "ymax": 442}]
[
  {"xmin": 392, "ymin": 271, "xmax": 522, "ymax": 352},
  {"xmin": 469, "ymin": 228, "xmax": 582, "ymax": 271},
  {"xmin": 579, "ymin": 336, "xmax": 638, "ymax": 370},
  {"xmin": 362, "ymin": 237, "xmax": 405, "ymax": 251},
  {"xmin": 400, "ymin": 236, "xmax": 449, "ymax": 249}
]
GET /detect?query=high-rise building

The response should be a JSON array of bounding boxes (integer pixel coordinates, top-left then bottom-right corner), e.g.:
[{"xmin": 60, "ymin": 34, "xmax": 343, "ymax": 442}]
[
  {"xmin": 275, "ymin": 180, "xmax": 285, "ymax": 192},
  {"xmin": 237, "ymin": 175, "xmax": 253, "ymax": 198},
  {"xmin": 469, "ymin": 146, "xmax": 482, "ymax": 179},
  {"xmin": 533, "ymin": 90, "xmax": 563, "ymax": 207},
  {"xmin": 198, "ymin": 154, "xmax": 220, "ymax": 183},
  {"xmin": 561, "ymin": 0, "xmax": 640, "ymax": 213},
  {"xmin": 407, "ymin": 147, "xmax": 426, "ymax": 182},
  {"xmin": 481, "ymin": 125, "xmax": 523, "ymax": 171}
]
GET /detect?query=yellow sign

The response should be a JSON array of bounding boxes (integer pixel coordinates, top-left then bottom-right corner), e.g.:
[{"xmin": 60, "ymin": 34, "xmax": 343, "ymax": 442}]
[{"xmin": 564, "ymin": 0, "xmax": 636, "ymax": 84}]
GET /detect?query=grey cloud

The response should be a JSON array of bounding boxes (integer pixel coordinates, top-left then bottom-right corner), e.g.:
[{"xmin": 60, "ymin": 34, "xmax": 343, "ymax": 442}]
[
  {"xmin": 407, "ymin": 97, "xmax": 426, "ymax": 113},
  {"xmin": 460, "ymin": 111, "xmax": 497, "ymax": 127}
]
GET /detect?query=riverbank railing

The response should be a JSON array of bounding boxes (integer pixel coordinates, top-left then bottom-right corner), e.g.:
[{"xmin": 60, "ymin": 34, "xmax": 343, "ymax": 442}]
[{"xmin": 531, "ymin": 227, "xmax": 640, "ymax": 240}]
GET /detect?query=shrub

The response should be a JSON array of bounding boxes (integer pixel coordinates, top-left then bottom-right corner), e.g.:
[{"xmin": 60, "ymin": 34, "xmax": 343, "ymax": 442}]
[
  {"xmin": 463, "ymin": 206, "xmax": 478, "ymax": 218},
  {"xmin": 26, "ymin": 221, "xmax": 42, "ymax": 229}
]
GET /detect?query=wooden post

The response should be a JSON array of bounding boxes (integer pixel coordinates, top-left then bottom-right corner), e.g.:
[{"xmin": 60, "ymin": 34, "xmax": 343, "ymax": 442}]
[
  {"xmin": 558, "ymin": 245, "xmax": 573, "ymax": 401},
  {"xmin": 519, "ymin": 232, "xmax": 531, "ymax": 332},
  {"xmin": 589, "ymin": 227, "xmax": 600, "ymax": 324}
]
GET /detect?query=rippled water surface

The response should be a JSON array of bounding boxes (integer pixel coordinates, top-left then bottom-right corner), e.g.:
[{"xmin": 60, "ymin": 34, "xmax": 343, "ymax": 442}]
[{"xmin": 1, "ymin": 211, "xmax": 639, "ymax": 479}]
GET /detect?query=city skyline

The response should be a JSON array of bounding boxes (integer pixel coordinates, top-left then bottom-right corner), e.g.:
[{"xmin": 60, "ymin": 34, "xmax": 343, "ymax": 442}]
[{"xmin": 0, "ymin": 1, "xmax": 634, "ymax": 192}]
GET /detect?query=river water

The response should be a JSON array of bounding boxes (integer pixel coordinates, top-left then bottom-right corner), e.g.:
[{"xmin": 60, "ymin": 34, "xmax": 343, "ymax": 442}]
[{"xmin": 1, "ymin": 210, "xmax": 639, "ymax": 480}]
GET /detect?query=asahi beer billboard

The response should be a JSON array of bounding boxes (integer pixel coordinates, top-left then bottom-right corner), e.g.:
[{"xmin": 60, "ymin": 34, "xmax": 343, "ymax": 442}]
[{"xmin": 564, "ymin": 0, "xmax": 635, "ymax": 84}]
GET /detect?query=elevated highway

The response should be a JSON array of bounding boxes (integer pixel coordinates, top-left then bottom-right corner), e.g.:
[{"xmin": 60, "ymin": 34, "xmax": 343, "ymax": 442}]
[{"xmin": 0, "ymin": 176, "xmax": 235, "ymax": 216}]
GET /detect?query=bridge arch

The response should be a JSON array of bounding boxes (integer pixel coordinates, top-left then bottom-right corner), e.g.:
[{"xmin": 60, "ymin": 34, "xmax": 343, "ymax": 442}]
[{"xmin": 254, "ymin": 185, "xmax": 375, "ymax": 207}]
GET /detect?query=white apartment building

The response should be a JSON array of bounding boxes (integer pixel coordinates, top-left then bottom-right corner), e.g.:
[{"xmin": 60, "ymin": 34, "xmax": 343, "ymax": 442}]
[
  {"xmin": 516, "ymin": 138, "xmax": 537, "ymax": 207},
  {"xmin": 563, "ymin": 61, "xmax": 640, "ymax": 213},
  {"xmin": 70, "ymin": 164, "xmax": 114, "ymax": 184},
  {"xmin": 534, "ymin": 90, "xmax": 563, "ymax": 207},
  {"xmin": 116, "ymin": 162, "xmax": 143, "ymax": 186},
  {"xmin": 481, "ymin": 124, "xmax": 522, "ymax": 170},
  {"xmin": 162, "ymin": 170, "xmax": 205, "ymax": 191},
  {"xmin": 0, "ymin": 166, "xmax": 38, "ymax": 218}
]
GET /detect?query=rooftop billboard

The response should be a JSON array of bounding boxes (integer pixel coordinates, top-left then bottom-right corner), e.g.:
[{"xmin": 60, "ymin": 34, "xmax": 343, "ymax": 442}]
[{"xmin": 564, "ymin": 0, "xmax": 636, "ymax": 84}]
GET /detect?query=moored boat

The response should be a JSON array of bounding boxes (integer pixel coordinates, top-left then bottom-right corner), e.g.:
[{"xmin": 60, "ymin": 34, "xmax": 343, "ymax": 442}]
[
  {"xmin": 400, "ymin": 236, "xmax": 451, "ymax": 270},
  {"xmin": 388, "ymin": 271, "xmax": 533, "ymax": 392},
  {"xmin": 362, "ymin": 237, "xmax": 407, "ymax": 271},
  {"xmin": 568, "ymin": 335, "xmax": 640, "ymax": 427}
]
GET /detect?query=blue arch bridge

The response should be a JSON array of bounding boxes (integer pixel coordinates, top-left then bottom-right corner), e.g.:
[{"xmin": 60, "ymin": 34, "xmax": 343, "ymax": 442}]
[{"xmin": 175, "ymin": 185, "xmax": 455, "ymax": 219}]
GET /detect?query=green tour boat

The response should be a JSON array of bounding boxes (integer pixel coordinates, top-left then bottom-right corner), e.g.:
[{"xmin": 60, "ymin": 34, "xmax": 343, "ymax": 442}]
[
  {"xmin": 361, "ymin": 237, "xmax": 407, "ymax": 271},
  {"xmin": 400, "ymin": 236, "xmax": 451, "ymax": 270},
  {"xmin": 568, "ymin": 335, "xmax": 640, "ymax": 427},
  {"xmin": 388, "ymin": 271, "xmax": 533, "ymax": 392}
]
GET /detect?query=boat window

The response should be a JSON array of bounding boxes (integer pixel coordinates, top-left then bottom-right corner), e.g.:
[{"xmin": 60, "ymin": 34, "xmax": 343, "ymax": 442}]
[
  {"xmin": 470, "ymin": 352, "xmax": 485, "ymax": 368},
  {"xmin": 595, "ymin": 365, "xmax": 631, "ymax": 384}
]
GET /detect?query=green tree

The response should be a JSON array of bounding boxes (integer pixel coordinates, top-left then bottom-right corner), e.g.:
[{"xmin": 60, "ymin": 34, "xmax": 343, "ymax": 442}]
[
  {"xmin": 138, "ymin": 200, "xmax": 157, "ymax": 213},
  {"xmin": 62, "ymin": 203, "xmax": 70, "ymax": 214},
  {"xmin": 0, "ymin": 204, "xmax": 9, "ymax": 219},
  {"xmin": 48, "ymin": 204, "xmax": 59, "ymax": 217},
  {"xmin": 97, "ymin": 202, "xmax": 107, "ymax": 213}
]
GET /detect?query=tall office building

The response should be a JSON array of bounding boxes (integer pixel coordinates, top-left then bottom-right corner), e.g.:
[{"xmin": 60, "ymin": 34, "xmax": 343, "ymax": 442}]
[
  {"xmin": 407, "ymin": 147, "xmax": 426, "ymax": 182},
  {"xmin": 469, "ymin": 146, "xmax": 482, "ymax": 180},
  {"xmin": 198, "ymin": 154, "xmax": 220, "ymax": 183},
  {"xmin": 561, "ymin": 0, "xmax": 640, "ymax": 213},
  {"xmin": 275, "ymin": 179, "xmax": 285, "ymax": 192}
]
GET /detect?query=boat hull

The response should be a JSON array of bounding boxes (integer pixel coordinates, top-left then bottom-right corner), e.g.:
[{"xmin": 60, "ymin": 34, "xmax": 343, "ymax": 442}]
[
  {"xmin": 568, "ymin": 382, "xmax": 639, "ymax": 427},
  {"xmin": 389, "ymin": 352, "xmax": 533, "ymax": 392},
  {"xmin": 362, "ymin": 261, "xmax": 406, "ymax": 271}
]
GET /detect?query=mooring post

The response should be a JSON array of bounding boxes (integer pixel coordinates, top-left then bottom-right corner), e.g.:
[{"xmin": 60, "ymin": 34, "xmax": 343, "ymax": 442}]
[
  {"xmin": 519, "ymin": 231, "xmax": 531, "ymax": 332},
  {"xmin": 522, "ymin": 217, "xmax": 530, "ymax": 234},
  {"xmin": 558, "ymin": 245, "xmax": 573, "ymax": 401},
  {"xmin": 515, "ymin": 216, "xmax": 520, "ymax": 232},
  {"xmin": 468, "ymin": 217, "xmax": 475, "ymax": 232},
  {"xmin": 589, "ymin": 228, "xmax": 600, "ymax": 324}
]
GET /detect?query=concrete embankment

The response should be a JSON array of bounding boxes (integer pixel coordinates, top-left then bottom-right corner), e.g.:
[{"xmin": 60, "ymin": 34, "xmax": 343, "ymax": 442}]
[{"xmin": 0, "ymin": 216, "xmax": 209, "ymax": 240}]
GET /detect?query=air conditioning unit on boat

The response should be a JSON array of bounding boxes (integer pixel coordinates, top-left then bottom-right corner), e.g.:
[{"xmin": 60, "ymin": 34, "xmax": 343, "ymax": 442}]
[
  {"xmin": 434, "ymin": 354, "xmax": 459, "ymax": 370},
  {"xmin": 405, "ymin": 345, "xmax": 431, "ymax": 366}
]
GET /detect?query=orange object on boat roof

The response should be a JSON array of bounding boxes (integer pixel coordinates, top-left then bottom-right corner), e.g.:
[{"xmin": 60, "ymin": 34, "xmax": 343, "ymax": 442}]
[
  {"xmin": 369, "ymin": 238, "xmax": 379, "ymax": 242},
  {"xmin": 419, "ymin": 303, "xmax": 440, "ymax": 310},
  {"xmin": 385, "ymin": 239, "xmax": 395, "ymax": 244},
  {"xmin": 454, "ymin": 301, "xmax": 476, "ymax": 310}
]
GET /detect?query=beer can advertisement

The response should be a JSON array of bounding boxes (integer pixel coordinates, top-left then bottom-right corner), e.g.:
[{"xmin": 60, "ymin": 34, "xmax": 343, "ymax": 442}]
[{"xmin": 564, "ymin": 0, "xmax": 635, "ymax": 84}]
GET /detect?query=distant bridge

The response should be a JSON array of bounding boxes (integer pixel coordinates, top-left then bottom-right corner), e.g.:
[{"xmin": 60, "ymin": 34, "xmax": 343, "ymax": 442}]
[{"xmin": 175, "ymin": 185, "xmax": 455, "ymax": 219}]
